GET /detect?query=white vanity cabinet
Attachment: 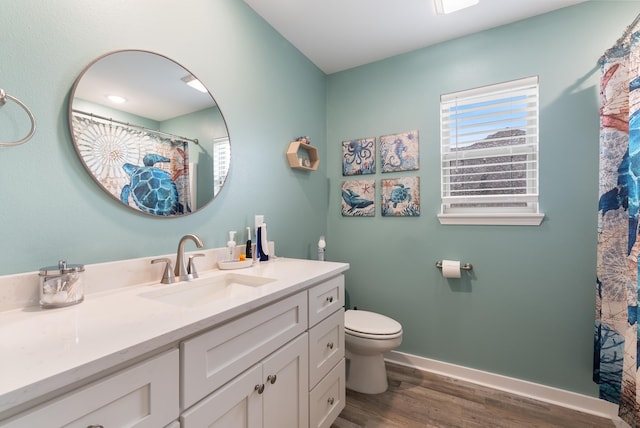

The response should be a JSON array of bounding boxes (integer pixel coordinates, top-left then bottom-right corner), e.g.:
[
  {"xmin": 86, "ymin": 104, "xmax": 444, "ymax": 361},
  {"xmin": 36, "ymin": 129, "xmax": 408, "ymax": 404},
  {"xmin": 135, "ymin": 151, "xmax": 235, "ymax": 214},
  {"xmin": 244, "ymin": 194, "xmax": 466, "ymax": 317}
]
[
  {"xmin": 307, "ymin": 275, "xmax": 346, "ymax": 428},
  {"xmin": 180, "ymin": 274, "xmax": 346, "ymax": 428},
  {"xmin": 180, "ymin": 291, "xmax": 308, "ymax": 410},
  {"xmin": 181, "ymin": 333, "xmax": 308, "ymax": 428},
  {"xmin": 0, "ymin": 349, "xmax": 179, "ymax": 428},
  {"xmin": 0, "ymin": 262, "xmax": 349, "ymax": 428},
  {"xmin": 179, "ymin": 291, "xmax": 308, "ymax": 428}
]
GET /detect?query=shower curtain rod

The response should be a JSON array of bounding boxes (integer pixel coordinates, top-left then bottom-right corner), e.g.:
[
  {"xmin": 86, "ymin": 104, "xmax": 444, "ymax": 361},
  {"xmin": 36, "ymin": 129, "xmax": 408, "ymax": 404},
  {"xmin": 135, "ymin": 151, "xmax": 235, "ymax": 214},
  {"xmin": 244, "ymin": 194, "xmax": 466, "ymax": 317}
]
[
  {"xmin": 72, "ymin": 109, "xmax": 199, "ymax": 145},
  {"xmin": 614, "ymin": 12, "xmax": 640, "ymax": 49}
]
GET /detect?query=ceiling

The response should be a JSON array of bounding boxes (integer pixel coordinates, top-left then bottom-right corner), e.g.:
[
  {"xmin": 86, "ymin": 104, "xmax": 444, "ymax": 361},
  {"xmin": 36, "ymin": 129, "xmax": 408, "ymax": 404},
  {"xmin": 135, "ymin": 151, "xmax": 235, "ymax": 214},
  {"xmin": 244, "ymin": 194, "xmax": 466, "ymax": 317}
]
[
  {"xmin": 71, "ymin": 1, "xmax": 590, "ymax": 122},
  {"xmin": 73, "ymin": 51, "xmax": 215, "ymax": 122},
  {"xmin": 243, "ymin": 0, "xmax": 589, "ymax": 74}
]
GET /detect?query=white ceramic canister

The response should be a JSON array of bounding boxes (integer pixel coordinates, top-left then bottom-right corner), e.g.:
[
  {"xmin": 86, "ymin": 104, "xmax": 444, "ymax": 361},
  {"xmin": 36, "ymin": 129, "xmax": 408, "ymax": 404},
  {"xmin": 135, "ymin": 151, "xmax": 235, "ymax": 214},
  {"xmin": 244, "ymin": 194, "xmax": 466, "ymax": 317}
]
[{"xmin": 39, "ymin": 260, "xmax": 85, "ymax": 308}]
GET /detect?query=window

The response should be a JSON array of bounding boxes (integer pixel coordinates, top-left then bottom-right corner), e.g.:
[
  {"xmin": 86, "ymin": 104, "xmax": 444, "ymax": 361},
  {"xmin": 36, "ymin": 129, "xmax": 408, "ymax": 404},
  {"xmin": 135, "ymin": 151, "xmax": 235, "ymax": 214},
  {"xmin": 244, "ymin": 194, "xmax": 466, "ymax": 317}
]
[
  {"xmin": 213, "ymin": 137, "xmax": 230, "ymax": 196},
  {"xmin": 439, "ymin": 76, "xmax": 544, "ymax": 225}
]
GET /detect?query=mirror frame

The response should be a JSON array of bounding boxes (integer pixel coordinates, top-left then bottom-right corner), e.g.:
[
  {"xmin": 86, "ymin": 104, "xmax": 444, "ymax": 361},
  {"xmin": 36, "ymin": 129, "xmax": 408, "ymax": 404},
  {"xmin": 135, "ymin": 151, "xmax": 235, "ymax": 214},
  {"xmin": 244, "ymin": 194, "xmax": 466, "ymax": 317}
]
[{"xmin": 68, "ymin": 49, "xmax": 230, "ymax": 217}]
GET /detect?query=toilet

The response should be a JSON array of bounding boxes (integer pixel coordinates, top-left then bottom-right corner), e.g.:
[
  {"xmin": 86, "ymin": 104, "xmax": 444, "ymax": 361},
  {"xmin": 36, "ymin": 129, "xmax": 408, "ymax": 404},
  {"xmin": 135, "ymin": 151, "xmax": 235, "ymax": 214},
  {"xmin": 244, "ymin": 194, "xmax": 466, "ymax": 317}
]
[{"xmin": 344, "ymin": 309, "xmax": 403, "ymax": 394}]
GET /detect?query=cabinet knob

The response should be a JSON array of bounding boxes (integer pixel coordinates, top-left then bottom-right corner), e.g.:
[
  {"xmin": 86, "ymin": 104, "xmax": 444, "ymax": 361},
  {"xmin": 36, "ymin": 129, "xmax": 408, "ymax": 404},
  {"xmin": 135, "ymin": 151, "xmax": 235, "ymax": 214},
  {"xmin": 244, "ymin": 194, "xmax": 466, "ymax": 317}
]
[
  {"xmin": 267, "ymin": 374, "xmax": 277, "ymax": 384},
  {"xmin": 326, "ymin": 296, "xmax": 334, "ymax": 303},
  {"xmin": 327, "ymin": 397, "xmax": 335, "ymax": 405},
  {"xmin": 255, "ymin": 384, "xmax": 265, "ymax": 394},
  {"xmin": 326, "ymin": 342, "xmax": 334, "ymax": 350}
]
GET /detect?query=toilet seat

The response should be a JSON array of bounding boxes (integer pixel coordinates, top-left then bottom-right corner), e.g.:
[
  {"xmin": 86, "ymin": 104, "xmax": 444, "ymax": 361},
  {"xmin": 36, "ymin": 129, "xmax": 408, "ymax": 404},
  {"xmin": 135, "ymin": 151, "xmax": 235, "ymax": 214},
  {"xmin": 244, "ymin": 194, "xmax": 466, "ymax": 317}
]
[{"xmin": 345, "ymin": 309, "xmax": 402, "ymax": 339}]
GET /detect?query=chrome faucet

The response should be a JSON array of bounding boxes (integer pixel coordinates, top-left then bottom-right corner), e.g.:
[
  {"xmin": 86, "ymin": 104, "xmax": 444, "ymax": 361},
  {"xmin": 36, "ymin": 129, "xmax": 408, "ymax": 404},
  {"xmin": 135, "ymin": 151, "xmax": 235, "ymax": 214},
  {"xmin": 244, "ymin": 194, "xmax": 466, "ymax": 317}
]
[{"xmin": 175, "ymin": 234, "xmax": 204, "ymax": 281}]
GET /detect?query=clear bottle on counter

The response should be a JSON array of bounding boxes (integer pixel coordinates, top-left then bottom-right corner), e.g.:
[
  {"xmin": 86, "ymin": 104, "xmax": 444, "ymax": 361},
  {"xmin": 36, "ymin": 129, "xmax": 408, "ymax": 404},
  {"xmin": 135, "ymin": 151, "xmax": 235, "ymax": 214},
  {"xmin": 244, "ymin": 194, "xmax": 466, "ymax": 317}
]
[{"xmin": 317, "ymin": 236, "xmax": 326, "ymax": 261}]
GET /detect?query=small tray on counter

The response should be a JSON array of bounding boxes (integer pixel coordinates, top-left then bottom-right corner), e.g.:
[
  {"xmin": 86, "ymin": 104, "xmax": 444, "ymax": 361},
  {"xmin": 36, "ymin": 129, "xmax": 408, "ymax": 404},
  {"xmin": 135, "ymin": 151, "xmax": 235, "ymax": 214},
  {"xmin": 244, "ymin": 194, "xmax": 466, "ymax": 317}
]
[{"xmin": 218, "ymin": 260, "xmax": 253, "ymax": 270}]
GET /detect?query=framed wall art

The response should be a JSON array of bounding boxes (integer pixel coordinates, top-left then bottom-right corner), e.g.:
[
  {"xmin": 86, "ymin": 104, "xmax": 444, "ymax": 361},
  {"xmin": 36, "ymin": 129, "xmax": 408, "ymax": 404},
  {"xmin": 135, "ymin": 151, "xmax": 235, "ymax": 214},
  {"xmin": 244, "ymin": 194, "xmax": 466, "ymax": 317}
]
[
  {"xmin": 341, "ymin": 180, "xmax": 375, "ymax": 216},
  {"xmin": 342, "ymin": 137, "xmax": 375, "ymax": 176},
  {"xmin": 380, "ymin": 130, "xmax": 419, "ymax": 173},
  {"xmin": 381, "ymin": 176, "xmax": 420, "ymax": 217}
]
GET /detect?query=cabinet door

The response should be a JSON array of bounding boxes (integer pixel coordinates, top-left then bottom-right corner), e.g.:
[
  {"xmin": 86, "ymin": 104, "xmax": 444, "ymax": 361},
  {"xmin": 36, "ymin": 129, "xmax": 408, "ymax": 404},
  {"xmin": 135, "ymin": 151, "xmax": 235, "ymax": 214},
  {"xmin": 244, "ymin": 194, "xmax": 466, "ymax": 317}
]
[
  {"xmin": 181, "ymin": 365, "xmax": 262, "ymax": 428},
  {"xmin": 2, "ymin": 349, "xmax": 179, "ymax": 428},
  {"xmin": 263, "ymin": 334, "xmax": 309, "ymax": 428}
]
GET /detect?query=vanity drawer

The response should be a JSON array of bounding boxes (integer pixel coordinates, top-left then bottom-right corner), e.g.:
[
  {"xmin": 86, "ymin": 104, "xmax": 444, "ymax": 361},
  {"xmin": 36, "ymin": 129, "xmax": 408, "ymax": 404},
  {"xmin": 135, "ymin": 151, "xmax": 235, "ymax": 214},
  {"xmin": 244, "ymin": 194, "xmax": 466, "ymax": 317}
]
[
  {"xmin": 308, "ymin": 275, "xmax": 344, "ymax": 328},
  {"xmin": 181, "ymin": 291, "xmax": 307, "ymax": 409},
  {"xmin": 309, "ymin": 308, "xmax": 344, "ymax": 388},
  {"xmin": 309, "ymin": 358, "xmax": 345, "ymax": 428},
  {"xmin": 1, "ymin": 349, "xmax": 179, "ymax": 428}
]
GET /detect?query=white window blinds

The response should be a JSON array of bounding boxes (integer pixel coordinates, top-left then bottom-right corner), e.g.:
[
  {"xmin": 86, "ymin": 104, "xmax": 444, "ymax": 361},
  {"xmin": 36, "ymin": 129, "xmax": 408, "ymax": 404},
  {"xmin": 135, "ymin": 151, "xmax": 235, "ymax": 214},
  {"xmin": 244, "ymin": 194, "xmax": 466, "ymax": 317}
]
[
  {"xmin": 213, "ymin": 137, "xmax": 230, "ymax": 195},
  {"xmin": 440, "ymin": 76, "xmax": 540, "ymax": 222}
]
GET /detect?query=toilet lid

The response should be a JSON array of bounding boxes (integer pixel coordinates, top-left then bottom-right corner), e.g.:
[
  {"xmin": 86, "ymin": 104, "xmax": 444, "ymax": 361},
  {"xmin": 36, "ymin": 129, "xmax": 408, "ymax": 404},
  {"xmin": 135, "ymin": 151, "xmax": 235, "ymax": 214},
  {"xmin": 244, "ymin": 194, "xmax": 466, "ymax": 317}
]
[{"xmin": 345, "ymin": 310, "xmax": 402, "ymax": 335}]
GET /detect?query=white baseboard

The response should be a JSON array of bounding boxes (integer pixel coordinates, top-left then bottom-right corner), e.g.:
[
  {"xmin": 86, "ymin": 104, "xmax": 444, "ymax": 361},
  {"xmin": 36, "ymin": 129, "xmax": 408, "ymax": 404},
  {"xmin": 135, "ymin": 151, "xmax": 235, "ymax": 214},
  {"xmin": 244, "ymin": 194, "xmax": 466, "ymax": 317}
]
[{"xmin": 384, "ymin": 350, "xmax": 627, "ymax": 426}]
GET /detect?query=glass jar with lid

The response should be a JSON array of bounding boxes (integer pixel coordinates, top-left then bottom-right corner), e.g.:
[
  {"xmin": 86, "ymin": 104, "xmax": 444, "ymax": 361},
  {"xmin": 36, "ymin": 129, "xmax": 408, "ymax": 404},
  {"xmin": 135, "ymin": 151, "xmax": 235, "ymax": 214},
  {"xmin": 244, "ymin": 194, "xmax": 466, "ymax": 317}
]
[{"xmin": 39, "ymin": 260, "xmax": 85, "ymax": 308}]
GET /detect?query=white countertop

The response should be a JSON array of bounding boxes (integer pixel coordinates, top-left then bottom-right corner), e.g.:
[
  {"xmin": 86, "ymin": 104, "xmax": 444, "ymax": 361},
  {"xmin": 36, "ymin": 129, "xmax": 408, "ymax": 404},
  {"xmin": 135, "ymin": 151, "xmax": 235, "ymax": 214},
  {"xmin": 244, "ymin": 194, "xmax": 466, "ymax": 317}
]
[{"xmin": 0, "ymin": 257, "xmax": 349, "ymax": 417}]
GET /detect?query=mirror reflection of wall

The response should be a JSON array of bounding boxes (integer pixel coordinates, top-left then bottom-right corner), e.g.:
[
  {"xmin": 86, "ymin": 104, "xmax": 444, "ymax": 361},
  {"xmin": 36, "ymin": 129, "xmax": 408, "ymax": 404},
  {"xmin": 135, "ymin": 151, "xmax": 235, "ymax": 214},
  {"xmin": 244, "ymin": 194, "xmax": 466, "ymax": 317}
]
[{"xmin": 68, "ymin": 50, "xmax": 230, "ymax": 217}]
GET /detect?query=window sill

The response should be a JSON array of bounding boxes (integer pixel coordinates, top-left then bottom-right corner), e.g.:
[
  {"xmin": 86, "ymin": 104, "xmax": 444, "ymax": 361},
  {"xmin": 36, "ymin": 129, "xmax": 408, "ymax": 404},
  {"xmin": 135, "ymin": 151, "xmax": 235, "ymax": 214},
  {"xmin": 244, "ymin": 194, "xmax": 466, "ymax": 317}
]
[{"xmin": 437, "ymin": 212, "xmax": 545, "ymax": 226}]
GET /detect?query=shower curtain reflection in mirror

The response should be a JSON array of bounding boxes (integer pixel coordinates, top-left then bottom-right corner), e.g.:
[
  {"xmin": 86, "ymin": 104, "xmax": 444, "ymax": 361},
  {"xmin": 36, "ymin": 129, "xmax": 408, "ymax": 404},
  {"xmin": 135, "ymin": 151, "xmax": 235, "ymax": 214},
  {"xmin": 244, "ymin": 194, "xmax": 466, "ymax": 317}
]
[{"xmin": 72, "ymin": 114, "xmax": 192, "ymax": 216}]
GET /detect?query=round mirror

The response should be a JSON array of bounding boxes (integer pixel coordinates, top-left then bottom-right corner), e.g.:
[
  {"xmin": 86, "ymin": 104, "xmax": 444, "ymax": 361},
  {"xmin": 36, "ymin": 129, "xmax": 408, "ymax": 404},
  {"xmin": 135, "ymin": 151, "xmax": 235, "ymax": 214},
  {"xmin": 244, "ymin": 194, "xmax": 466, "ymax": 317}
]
[{"xmin": 69, "ymin": 50, "xmax": 230, "ymax": 217}]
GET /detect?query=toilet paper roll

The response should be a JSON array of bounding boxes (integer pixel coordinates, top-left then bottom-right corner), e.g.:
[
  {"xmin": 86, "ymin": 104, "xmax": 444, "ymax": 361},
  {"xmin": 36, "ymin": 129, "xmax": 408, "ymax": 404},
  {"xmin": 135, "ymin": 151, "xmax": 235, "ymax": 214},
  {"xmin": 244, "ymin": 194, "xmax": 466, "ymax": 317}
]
[{"xmin": 442, "ymin": 260, "xmax": 461, "ymax": 278}]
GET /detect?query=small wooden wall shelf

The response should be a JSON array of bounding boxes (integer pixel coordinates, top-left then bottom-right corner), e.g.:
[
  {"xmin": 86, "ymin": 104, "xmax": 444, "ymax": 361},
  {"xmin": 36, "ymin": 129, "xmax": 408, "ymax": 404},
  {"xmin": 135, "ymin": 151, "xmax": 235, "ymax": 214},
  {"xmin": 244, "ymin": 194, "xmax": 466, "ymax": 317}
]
[{"xmin": 287, "ymin": 140, "xmax": 319, "ymax": 171}]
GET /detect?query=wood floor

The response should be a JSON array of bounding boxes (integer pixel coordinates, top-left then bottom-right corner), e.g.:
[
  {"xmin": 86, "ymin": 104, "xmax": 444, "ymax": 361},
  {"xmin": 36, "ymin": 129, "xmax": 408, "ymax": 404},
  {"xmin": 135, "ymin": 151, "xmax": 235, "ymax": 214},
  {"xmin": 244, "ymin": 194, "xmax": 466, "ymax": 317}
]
[{"xmin": 331, "ymin": 362, "xmax": 615, "ymax": 428}]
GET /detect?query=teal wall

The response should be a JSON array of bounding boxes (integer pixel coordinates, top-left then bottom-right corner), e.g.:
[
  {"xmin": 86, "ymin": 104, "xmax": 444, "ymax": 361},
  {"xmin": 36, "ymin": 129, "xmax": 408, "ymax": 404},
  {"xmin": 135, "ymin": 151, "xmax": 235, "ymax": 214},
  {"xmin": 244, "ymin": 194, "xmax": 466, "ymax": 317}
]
[
  {"xmin": 0, "ymin": 0, "xmax": 328, "ymax": 274},
  {"xmin": 1, "ymin": 0, "xmax": 637, "ymax": 400},
  {"xmin": 326, "ymin": 1, "xmax": 638, "ymax": 396}
]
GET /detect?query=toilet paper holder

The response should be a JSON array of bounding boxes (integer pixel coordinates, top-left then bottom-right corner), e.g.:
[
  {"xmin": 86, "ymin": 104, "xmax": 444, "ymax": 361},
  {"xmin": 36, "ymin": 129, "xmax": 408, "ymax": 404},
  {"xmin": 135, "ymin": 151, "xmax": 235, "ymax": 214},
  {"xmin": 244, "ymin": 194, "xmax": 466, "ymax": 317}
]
[{"xmin": 435, "ymin": 260, "xmax": 473, "ymax": 271}]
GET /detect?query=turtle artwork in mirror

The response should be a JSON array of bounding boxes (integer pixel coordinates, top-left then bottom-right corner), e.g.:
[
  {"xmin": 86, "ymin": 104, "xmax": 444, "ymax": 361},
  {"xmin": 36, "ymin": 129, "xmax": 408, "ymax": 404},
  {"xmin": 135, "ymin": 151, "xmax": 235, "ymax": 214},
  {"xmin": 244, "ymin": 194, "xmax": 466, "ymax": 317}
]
[{"xmin": 68, "ymin": 50, "xmax": 230, "ymax": 217}]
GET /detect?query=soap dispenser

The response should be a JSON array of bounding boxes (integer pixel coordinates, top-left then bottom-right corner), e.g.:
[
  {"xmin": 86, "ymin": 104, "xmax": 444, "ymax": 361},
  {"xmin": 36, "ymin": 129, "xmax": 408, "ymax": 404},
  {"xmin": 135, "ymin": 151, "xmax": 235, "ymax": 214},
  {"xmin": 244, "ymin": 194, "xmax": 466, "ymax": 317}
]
[{"xmin": 227, "ymin": 231, "xmax": 237, "ymax": 261}]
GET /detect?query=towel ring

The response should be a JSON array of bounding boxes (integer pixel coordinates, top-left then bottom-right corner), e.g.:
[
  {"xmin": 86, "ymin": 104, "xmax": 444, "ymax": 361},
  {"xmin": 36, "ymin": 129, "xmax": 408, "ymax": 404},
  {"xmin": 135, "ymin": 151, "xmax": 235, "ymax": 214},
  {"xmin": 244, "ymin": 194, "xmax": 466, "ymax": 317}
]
[{"xmin": 0, "ymin": 88, "xmax": 36, "ymax": 147}]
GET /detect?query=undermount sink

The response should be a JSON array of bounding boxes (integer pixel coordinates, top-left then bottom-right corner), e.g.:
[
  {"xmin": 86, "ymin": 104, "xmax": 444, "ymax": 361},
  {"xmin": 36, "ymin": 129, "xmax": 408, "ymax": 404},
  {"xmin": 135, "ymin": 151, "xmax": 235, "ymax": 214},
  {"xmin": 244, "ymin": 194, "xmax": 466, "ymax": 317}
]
[{"xmin": 140, "ymin": 273, "xmax": 277, "ymax": 308}]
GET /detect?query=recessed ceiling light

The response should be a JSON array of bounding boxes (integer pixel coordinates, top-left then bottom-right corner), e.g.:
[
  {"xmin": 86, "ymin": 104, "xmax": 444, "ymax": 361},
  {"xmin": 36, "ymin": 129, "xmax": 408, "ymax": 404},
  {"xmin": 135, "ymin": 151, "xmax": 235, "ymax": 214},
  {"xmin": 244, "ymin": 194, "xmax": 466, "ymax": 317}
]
[
  {"xmin": 434, "ymin": 0, "xmax": 479, "ymax": 14},
  {"xmin": 106, "ymin": 94, "xmax": 126, "ymax": 104},
  {"xmin": 181, "ymin": 75, "xmax": 208, "ymax": 94}
]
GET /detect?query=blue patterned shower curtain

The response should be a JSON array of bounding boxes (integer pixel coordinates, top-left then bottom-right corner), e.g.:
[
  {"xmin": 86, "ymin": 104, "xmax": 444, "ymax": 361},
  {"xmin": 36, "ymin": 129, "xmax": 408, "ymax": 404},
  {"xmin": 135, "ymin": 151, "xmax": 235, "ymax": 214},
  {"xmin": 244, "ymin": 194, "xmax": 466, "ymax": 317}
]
[
  {"xmin": 595, "ymin": 18, "xmax": 640, "ymax": 427},
  {"xmin": 71, "ymin": 114, "xmax": 192, "ymax": 215}
]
